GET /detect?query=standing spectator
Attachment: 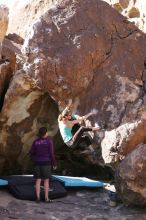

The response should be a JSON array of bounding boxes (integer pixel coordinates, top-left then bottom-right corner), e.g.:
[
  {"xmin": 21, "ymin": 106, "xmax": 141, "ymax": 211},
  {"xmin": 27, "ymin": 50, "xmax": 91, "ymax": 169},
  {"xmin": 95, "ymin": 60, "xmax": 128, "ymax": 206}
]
[{"xmin": 30, "ymin": 127, "xmax": 57, "ymax": 203}]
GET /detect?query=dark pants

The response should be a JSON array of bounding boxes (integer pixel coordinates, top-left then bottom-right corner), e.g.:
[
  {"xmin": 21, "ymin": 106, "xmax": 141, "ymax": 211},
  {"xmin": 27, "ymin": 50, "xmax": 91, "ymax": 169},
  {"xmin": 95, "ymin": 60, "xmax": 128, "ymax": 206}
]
[{"xmin": 66, "ymin": 126, "xmax": 93, "ymax": 148}]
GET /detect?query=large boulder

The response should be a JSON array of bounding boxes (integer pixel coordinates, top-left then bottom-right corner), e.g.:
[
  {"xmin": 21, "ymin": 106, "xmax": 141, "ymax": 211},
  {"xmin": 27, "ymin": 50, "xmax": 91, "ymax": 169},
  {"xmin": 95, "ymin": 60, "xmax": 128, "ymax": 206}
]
[
  {"xmin": 23, "ymin": 0, "xmax": 146, "ymax": 108},
  {"xmin": 0, "ymin": 36, "xmax": 59, "ymax": 175},
  {"xmin": 22, "ymin": 0, "xmax": 146, "ymax": 155},
  {"xmin": 101, "ymin": 120, "xmax": 146, "ymax": 166},
  {"xmin": 115, "ymin": 143, "xmax": 146, "ymax": 206},
  {"xmin": 0, "ymin": 71, "xmax": 59, "ymax": 174},
  {"xmin": 19, "ymin": 0, "xmax": 146, "ymax": 204}
]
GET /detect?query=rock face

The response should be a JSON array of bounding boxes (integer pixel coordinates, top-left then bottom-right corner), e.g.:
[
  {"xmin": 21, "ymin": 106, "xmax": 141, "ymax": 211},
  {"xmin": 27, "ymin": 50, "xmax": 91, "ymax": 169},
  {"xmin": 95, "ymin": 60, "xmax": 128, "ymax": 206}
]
[
  {"xmin": 101, "ymin": 120, "xmax": 146, "ymax": 166},
  {"xmin": 0, "ymin": 38, "xmax": 17, "ymax": 112},
  {"xmin": 22, "ymin": 0, "xmax": 146, "ymax": 205},
  {"xmin": 115, "ymin": 143, "xmax": 146, "ymax": 206},
  {"xmin": 7, "ymin": 0, "xmax": 57, "ymax": 39},
  {"xmin": 1, "ymin": 0, "xmax": 146, "ymax": 205},
  {"xmin": 0, "ymin": 5, "xmax": 9, "ymax": 42},
  {"xmin": 22, "ymin": 0, "xmax": 146, "ymax": 162},
  {"xmin": 23, "ymin": 0, "xmax": 146, "ymax": 107},
  {"xmin": 0, "ymin": 71, "xmax": 59, "ymax": 174},
  {"xmin": 103, "ymin": 0, "xmax": 146, "ymax": 33},
  {"xmin": 0, "ymin": 5, "xmax": 9, "ymax": 58}
]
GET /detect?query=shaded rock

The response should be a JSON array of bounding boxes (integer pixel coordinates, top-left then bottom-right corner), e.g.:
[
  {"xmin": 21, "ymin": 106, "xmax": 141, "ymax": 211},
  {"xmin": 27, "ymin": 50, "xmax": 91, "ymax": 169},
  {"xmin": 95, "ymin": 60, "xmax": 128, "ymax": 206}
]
[
  {"xmin": 142, "ymin": 69, "xmax": 146, "ymax": 81},
  {"xmin": 0, "ymin": 71, "xmax": 59, "ymax": 174},
  {"xmin": 0, "ymin": 38, "xmax": 17, "ymax": 113},
  {"xmin": 0, "ymin": 61, "xmax": 13, "ymax": 112},
  {"xmin": 115, "ymin": 143, "xmax": 146, "ymax": 206},
  {"xmin": 2, "ymin": 38, "xmax": 21, "ymax": 69},
  {"xmin": 6, "ymin": 33, "xmax": 24, "ymax": 45}
]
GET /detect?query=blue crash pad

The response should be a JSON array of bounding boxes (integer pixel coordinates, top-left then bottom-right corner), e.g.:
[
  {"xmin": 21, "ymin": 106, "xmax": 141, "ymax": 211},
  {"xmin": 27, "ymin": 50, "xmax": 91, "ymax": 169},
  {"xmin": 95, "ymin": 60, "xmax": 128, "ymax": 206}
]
[
  {"xmin": 0, "ymin": 179, "xmax": 8, "ymax": 186},
  {"xmin": 52, "ymin": 175, "xmax": 103, "ymax": 188}
]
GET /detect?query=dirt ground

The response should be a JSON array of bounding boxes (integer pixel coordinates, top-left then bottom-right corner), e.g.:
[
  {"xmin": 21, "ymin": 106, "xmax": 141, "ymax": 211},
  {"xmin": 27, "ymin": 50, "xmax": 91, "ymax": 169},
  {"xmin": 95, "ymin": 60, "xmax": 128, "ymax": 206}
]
[{"xmin": 0, "ymin": 188, "xmax": 146, "ymax": 220}]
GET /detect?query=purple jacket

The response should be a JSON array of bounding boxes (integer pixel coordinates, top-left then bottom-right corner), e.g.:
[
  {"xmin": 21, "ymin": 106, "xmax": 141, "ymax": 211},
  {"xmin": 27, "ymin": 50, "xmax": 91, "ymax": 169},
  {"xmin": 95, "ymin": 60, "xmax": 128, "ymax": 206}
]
[{"xmin": 30, "ymin": 137, "xmax": 56, "ymax": 166}]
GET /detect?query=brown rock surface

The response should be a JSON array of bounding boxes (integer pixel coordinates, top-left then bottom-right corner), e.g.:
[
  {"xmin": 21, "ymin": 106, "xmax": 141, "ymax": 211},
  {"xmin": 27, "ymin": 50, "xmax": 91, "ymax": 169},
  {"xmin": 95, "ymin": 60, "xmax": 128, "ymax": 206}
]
[
  {"xmin": 23, "ymin": 0, "xmax": 146, "ymax": 109},
  {"xmin": 6, "ymin": 33, "xmax": 24, "ymax": 45},
  {"xmin": 103, "ymin": 0, "xmax": 146, "ymax": 32},
  {"xmin": 115, "ymin": 143, "xmax": 146, "ymax": 206},
  {"xmin": 101, "ymin": 120, "xmax": 146, "ymax": 165},
  {"xmin": 22, "ymin": 0, "xmax": 146, "ymax": 162}
]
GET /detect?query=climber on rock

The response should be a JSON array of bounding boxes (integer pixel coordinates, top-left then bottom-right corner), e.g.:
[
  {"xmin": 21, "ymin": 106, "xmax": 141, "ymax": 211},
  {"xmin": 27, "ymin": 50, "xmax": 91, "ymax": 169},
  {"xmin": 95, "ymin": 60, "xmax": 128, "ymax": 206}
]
[{"xmin": 58, "ymin": 101, "xmax": 100, "ymax": 152}]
